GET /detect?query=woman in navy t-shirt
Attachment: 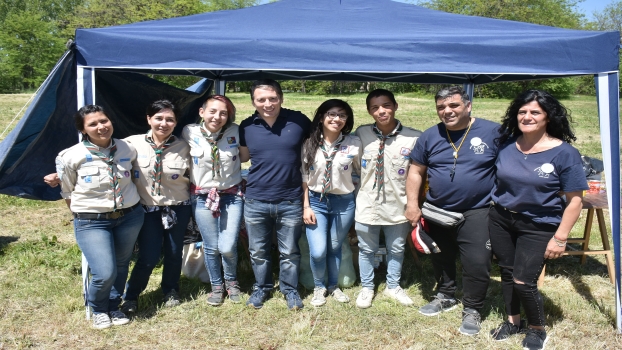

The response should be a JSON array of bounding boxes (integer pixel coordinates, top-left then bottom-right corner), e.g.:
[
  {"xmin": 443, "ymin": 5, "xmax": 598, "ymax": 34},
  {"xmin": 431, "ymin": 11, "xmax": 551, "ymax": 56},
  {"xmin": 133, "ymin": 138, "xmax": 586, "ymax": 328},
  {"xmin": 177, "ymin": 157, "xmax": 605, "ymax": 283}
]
[{"xmin": 488, "ymin": 90, "xmax": 587, "ymax": 350}]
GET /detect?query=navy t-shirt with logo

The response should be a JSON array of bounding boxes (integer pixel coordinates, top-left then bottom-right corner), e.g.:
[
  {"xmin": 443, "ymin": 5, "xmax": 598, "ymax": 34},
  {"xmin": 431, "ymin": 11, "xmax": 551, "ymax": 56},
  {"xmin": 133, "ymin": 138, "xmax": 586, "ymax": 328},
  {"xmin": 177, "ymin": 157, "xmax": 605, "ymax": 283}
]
[
  {"xmin": 492, "ymin": 139, "xmax": 588, "ymax": 225},
  {"xmin": 239, "ymin": 108, "xmax": 311, "ymax": 201},
  {"xmin": 410, "ymin": 118, "xmax": 500, "ymax": 212}
]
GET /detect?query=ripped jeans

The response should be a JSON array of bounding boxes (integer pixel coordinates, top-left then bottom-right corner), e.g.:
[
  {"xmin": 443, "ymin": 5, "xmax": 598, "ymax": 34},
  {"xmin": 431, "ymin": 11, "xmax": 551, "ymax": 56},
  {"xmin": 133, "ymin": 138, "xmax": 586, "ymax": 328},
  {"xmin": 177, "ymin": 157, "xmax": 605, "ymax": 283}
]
[{"xmin": 488, "ymin": 205, "xmax": 557, "ymax": 327}]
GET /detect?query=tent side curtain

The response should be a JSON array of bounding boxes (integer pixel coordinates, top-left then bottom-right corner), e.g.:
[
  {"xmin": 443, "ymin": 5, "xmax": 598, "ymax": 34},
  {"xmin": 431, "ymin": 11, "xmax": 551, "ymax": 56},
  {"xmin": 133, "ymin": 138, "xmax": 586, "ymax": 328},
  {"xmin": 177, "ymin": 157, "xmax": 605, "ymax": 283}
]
[{"xmin": 0, "ymin": 62, "xmax": 213, "ymax": 201}]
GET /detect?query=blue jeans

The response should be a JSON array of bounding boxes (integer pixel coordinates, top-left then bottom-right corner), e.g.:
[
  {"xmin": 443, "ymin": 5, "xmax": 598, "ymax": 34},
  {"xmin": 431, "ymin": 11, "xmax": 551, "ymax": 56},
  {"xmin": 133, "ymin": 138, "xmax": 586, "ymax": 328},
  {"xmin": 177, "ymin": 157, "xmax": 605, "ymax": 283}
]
[
  {"xmin": 244, "ymin": 196, "xmax": 303, "ymax": 294},
  {"xmin": 355, "ymin": 221, "xmax": 411, "ymax": 290},
  {"xmin": 305, "ymin": 191, "xmax": 355, "ymax": 289},
  {"xmin": 124, "ymin": 205, "xmax": 192, "ymax": 300},
  {"xmin": 193, "ymin": 194, "xmax": 243, "ymax": 286},
  {"xmin": 74, "ymin": 207, "xmax": 144, "ymax": 314}
]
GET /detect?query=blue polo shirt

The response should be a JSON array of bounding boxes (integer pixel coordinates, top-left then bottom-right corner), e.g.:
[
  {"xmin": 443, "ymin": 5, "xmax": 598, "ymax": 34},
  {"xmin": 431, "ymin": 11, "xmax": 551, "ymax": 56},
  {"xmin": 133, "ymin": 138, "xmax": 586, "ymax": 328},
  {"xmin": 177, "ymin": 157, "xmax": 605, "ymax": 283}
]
[
  {"xmin": 492, "ymin": 139, "xmax": 588, "ymax": 225},
  {"xmin": 410, "ymin": 118, "xmax": 500, "ymax": 212},
  {"xmin": 239, "ymin": 108, "xmax": 311, "ymax": 201}
]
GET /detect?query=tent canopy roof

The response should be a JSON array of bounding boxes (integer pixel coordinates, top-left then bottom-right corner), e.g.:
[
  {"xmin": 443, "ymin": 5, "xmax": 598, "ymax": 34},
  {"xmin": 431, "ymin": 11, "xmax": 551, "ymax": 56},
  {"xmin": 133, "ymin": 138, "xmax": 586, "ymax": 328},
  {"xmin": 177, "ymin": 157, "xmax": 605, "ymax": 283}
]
[{"xmin": 75, "ymin": 0, "xmax": 620, "ymax": 84}]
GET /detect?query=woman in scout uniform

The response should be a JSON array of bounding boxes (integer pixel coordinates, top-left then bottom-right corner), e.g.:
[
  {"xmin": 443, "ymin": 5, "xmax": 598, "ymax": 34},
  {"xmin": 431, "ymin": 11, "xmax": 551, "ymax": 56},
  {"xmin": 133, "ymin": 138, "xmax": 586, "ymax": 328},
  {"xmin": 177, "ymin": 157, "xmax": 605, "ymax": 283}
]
[
  {"xmin": 55, "ymin": 105, "xmax": 144, "ymax": 329},
  {"xmin": 182, "ymin": 95, "xmax": 244, "ymax": 306},
  {"xmin": 301, "ymin": 99, "xmax": 361, "ymax": 307},
  {"xmin": 122, "ymin": 100, "xmax": 192, "ymax": 313},
  {"xmin": 489, "ymin": 90, "xmax": 587, "ymax": 350}
]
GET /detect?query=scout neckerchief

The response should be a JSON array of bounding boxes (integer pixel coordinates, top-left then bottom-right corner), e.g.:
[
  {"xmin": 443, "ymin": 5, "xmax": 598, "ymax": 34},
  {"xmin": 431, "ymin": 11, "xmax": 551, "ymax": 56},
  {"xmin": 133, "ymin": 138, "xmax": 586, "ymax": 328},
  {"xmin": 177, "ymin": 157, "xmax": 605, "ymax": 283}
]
[
  {"xmin": 319, "ymin": 134, "xmax": 345, "ymax": 201},
  {"xmin": 82, "ymin": 137, "xmax": 124, "ymax": 210},
  {"xmin": 372, "ymin": 121, "xmax": 403, "ymax": 193},
  {"xmin": 145, "ymin": 132, "xmax": 175, "ymax": 196},
  {"xmin": 200, "ymin": 123, "xmax": 226, "ymax": 178},
  {"xmin": 445, "ymin": 118, "xmax": 473, "ymax": 181}
]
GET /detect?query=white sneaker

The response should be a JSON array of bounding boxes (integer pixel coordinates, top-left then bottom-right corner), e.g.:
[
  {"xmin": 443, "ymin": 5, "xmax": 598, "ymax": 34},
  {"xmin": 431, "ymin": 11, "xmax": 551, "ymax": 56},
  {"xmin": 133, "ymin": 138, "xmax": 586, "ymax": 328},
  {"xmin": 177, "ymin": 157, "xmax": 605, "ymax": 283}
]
[
  {"xmin": 310, "ymin": 287, "xmax": 327, "ymax": 307},
  {"xmin": 329, "ymin": 287, "xmax": 350, "ymax": 303},
  {"xmin": 356, "ymin": 287, "xmax": 375, "ymax": 309},
  {"xmin": 383, "ymin": 286, "xmax": 414, "ymax": 306},
  {"xmin": 109, "ymin": 310, "xmax": 130, "ymax": 326},
  {"xmin": 92, "ymin": 313, "xmax": 112, "ymax": 330}
]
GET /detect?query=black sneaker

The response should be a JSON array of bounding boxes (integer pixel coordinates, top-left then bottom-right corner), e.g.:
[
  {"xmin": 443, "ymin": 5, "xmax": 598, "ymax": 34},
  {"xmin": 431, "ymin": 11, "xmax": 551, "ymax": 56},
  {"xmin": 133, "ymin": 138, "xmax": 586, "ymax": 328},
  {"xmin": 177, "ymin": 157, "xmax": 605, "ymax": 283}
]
[
  {"xmin": 458, "ymin": 308, "xmax": 481, "ymax": 335},
  {"xmin": 207, "ymin": 284, "xmax": 225, "ymax": 306},
  {"xmin": 163, "ymin": 290, "xmax": 181, "ymax": 308},
  {"xmin": 285, "ymin": 290, "xmax": 304, "ymax": 311},
  {"xmin": 490, "ymin": 320, "xmax": 527, "ymax": 341},
  {"xmin": 225, "ymin": 280, "xmax": 242, "ymax": 303},
  {"xmin": 419, "ymin": 293, "xmax": 458, "ymax": 316},
  {"xmin": 120, "ymin": 299, "xmax": 138, "ymax": 314},
  {"xmin": 522, "ymin": 328, "xmax": 548, "ymax": 350},
  {"xmin": 246, "ymin": 288, "xmax": 268, "ymax": 309}
]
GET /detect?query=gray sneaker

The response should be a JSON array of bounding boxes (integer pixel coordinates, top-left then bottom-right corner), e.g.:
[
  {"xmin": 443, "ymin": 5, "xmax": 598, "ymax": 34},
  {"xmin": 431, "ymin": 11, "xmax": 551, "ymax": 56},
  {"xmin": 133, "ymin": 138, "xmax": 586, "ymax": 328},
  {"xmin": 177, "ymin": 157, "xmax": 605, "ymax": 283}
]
[
  {"xmin": 459, "ymin": 308, "xmax": 482, "ymax": 335},
  {"xmin": 419, "ymin": 293, "xmax": 458, "ymax": 316},
  {"xmin": 207, "ymin": 284, "xmax": 225, "ymax": 306},
  {"xmin": 163, "ymin": 290, "xmax": 181, "ymax": 308},
  {"xmin": 92, "ymin": 312, "xmax": 112, "ymax": 330},
  {"xmin": 225, "ymin": 280, "xmax": 242, "ymax": 303}
]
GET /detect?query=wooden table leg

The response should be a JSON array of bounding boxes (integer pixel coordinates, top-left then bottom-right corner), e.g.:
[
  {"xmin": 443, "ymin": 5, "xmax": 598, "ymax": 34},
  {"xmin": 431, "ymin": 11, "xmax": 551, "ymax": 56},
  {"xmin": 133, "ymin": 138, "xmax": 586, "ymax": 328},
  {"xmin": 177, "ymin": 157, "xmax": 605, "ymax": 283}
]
[
  {"xmin": 580, "ymin": 208, "xmax": 594, "ymax": 264},
  {"xmin": 595, "ymin": 209, "xmax": 616, "ymax": 284}
]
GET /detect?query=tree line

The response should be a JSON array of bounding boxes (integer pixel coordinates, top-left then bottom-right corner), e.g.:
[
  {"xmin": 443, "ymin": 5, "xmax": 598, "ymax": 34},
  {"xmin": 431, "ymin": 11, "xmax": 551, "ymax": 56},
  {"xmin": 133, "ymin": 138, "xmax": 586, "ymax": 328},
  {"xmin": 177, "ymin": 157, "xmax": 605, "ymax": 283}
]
[{"xmin": 1, "ymin": 0, "xmax": 620, "ymax": 97}]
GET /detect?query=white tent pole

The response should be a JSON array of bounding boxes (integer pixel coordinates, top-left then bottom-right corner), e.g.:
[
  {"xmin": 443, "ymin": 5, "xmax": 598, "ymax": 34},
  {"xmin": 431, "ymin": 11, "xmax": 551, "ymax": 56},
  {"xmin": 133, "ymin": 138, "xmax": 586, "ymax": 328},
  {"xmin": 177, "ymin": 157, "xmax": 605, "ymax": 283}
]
[
  {"xmin": 77, "ymin": 67, "xmax": 85, "ymax": 108},
  {"xmin": 595, "ymin": 72, "xmax": 622, "ymax": 332}
]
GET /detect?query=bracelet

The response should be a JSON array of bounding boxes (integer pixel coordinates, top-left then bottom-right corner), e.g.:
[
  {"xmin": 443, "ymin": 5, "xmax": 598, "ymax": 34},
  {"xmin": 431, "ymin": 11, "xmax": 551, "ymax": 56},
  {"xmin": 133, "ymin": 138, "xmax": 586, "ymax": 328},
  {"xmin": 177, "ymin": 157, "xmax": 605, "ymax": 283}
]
[{"xmin": 552, "ymin": 236, "xmax": 567, "ymax": 247}]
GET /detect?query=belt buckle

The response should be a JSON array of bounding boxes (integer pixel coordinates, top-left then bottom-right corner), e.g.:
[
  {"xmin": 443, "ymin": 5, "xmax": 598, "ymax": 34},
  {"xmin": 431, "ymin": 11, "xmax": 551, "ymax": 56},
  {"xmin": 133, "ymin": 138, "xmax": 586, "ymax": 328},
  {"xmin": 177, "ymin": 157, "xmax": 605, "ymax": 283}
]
[{"xmin": 109, "ymin": 211, "xmax": 122, "ymax": 220}]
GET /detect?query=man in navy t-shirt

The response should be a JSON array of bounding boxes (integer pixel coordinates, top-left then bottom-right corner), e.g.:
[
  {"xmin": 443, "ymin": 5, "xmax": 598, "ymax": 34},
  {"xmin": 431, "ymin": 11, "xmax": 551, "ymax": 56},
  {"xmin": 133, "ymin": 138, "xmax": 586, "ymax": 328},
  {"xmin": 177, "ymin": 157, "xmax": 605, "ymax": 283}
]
[
  {"xmin": 238, "ymin": 79, "xmax": 311, "ymax": 311},
  {"xmin": 405, "ymin": 86, "xmax": 499, "ymax": 336}
]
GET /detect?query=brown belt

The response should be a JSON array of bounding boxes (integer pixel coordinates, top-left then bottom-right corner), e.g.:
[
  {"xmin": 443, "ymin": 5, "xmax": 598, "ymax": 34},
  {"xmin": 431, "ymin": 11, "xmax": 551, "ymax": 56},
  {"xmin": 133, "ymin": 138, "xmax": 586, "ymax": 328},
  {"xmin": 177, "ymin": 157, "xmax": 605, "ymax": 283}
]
[{"xmin": 73, "ymin": 203, "xmax": 140, "ymax": 220}]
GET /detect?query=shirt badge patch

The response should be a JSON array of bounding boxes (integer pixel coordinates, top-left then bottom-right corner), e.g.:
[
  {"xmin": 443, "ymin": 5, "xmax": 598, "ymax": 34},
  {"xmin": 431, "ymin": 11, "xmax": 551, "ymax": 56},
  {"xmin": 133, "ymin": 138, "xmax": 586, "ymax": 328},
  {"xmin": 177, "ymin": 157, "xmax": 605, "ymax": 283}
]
[
  {"xmin": 172, "ymin": 174, "xmax": 179, "ymax": 180},
  {"xmin": 227, "ymin": 137, "xmax": 237, "ymax": 144},
  {"xmin": 399, "ymin": 147, "xmax": 411, "ymax": 157},
  {"xmin": 193, "ymin": 157, "xmax": 199, "ymax": 165},
  {"xmin": 344, "ymin": 165, "xmax": 349, "ymax": 170},
  {"xmin": 346, "ymin": 154, "xmax": 354, "ymax": 158},
  {"xmin": 134, "ymin": 170, "xmax": 140, "ymax": 178},
  {"xmin": 362, "ymin": 159, "xmax": 367, "ymax": 168},
  {"xmin": 232, "ymin": 155, "xmax": 237, "ymax": 161},
  {"xmin": 398, "ymin": 168, "xmax": 405, "ymax": 176},
  {"xmin": 340, "ymin": 145, "xmax": 349, "ymax": 153},
  {"xmin": 124, "ymin": 171, "xmax": 130, "ymax": 178},
  {"xmin": 119, "ymin": 158, "xmax": 130, "ymax": 162},
  {"xmin": 469, "ymin": 137, "xmax": 489, "ymax": 154},
  {"xmin": 85, "ymin": 154, "xmax": 92, "ymax": 162},
  {"xmin": 137, "ymin": 154, "xmax": 148, "ymax": 159},
  {"xmin": 310, "ymin": 165, "xmax": 314, "ymax": 171},
  {"xmin": 84, "ymin": 176, "xmax": 92, "ymax": 183},
  {"xmin": 535, "ymin": 163, "xmax": 555, "ymax": 178}
]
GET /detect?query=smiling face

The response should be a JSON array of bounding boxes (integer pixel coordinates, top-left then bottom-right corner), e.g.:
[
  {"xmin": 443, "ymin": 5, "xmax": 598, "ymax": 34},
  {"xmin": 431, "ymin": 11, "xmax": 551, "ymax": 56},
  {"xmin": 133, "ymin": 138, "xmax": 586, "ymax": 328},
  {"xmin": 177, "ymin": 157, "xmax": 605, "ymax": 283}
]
[
  {"xmin": 199, "ymin": 99, "xmax": 229, "ymax": 133},
  {"xmin": 81, "ymin": 111, "xmax": 113, "ymax": 147},
  {"xmin": 367, "ymin": 95, "xmax": 398, "ymax": 132},
  {"xmin": 435, "ymin": 93, "xmax": 472, "ymax": 131},
  {"xmin": 517, "ymin": 100, "xmax": 548, "ymax": 134},
  {"xmin": 251, "ymin": 86, "xmax": 282, "ymax": 121},
  {"xmin": 322, "ymin": 107, "xmax": 348, "ymax": 135},
  {"xmin": 147, "ymin": 108, "xmax": 176, "ymax": 142}
]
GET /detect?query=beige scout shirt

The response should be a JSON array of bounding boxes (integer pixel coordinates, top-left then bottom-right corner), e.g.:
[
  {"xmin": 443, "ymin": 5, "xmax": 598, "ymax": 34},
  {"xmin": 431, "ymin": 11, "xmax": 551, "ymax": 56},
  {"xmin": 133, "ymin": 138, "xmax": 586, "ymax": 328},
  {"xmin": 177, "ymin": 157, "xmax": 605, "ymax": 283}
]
[
  {"xmin": 56, "ymin": 138, "xmax": 141, "ymax": 213},
  {"xmin": 181, "ymin": 123, "xmax": 242, "ymax": 190},
  {"xmin": 354, "ymin": 123, "xmax": 422, "ymax": 225},
  {"xmin": 301, "ymin": 134, "xmax": 362, "ymax": 195},
  {"xmin": 124, "ymin": 132, "xmax": 190, "ymax": 206}
]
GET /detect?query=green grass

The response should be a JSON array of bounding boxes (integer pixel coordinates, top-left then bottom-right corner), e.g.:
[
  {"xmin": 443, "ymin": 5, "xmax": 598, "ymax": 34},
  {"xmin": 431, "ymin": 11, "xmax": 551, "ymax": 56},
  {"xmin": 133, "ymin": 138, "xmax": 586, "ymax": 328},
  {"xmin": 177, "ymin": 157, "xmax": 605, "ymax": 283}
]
[{"xmin": 0, "ymin": 92, "xmax": 620, "ymax": 349}]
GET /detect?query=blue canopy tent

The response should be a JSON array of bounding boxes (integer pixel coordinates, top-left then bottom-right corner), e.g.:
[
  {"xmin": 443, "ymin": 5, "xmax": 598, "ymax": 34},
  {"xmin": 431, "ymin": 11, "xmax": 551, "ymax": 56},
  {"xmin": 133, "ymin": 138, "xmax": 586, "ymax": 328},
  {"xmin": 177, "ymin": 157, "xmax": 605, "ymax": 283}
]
[{"xmin": 0, "ymin": 0, "xmax": 620, "ymax": 330}]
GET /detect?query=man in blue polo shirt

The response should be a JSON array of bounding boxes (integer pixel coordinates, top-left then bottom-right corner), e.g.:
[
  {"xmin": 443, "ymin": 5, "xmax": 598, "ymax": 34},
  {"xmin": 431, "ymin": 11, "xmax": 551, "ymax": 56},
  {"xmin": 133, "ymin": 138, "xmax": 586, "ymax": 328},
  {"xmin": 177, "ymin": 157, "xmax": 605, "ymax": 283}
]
[
  {"xmin": 239, "ymin": 79, "xmax": 312, "ymax": 310},
  {"xmin": 405, "ymin": 86, "xmax": 499, "ymax": 335}
]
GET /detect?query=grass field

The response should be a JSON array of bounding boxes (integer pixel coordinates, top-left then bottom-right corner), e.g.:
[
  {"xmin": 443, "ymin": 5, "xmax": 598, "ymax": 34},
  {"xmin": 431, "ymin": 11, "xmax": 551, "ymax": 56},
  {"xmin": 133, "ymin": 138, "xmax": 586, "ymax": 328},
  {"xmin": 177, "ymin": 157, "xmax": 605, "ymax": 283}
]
[{"xmin": 0, "ymin": 92, "xmax": 620, "ymax": 349}]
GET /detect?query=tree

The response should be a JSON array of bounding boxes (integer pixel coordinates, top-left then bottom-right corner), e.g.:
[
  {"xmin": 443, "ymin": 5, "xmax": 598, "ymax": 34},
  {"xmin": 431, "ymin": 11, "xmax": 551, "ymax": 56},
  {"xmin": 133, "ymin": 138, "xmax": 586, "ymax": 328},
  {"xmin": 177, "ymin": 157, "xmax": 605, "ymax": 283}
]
[
  {"xmin": 593, "ymin": 1, "xmax": 622, "ymax": 33},
  {"xmin": 0, "ymin": 10, "xmax": 66, "ymax": 91}
]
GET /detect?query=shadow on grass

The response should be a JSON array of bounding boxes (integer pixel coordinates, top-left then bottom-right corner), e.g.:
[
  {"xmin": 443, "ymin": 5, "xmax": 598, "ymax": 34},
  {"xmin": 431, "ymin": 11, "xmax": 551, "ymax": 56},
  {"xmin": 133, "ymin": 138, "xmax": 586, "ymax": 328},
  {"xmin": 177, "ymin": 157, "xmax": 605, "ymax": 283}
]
[
  {"xmin": 0, "ymin": 235, "xmax": 19, "ymax": 255},
  {"xmin": 544, "ymin": 253, "xmax": 617, "ymax": 327}
]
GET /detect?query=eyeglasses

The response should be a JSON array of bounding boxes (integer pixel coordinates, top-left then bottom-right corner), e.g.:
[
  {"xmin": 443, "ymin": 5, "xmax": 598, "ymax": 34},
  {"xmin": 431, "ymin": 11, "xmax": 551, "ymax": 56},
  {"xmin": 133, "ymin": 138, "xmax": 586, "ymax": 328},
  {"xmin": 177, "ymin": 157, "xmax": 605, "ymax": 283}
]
[{"xmin": 325, "ymin": 112, "xmax": 348, "ymax": 120}]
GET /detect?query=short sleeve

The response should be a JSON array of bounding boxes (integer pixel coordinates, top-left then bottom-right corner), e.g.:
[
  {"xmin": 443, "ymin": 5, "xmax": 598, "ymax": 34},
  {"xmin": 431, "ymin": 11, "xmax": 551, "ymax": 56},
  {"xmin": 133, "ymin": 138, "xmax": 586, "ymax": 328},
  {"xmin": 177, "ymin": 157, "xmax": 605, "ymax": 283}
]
[
  {"xmin": 409, "ymin": 134, "xmax": 428, "ymax": 166},
  {"xmin": 238, "ymin": 122, "xmax": 247, "ymax": 147}
]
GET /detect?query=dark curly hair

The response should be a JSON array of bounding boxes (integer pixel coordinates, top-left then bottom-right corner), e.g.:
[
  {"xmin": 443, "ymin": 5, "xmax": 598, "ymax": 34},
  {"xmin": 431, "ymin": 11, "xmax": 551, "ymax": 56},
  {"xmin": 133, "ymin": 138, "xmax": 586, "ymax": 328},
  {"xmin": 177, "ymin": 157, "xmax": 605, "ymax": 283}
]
[
  {"xmin": 302, "ymin": 99, "xmax": 354, "ymax": 172},
  {"xmin": 496, "ymin": 89, "xmax": 576, "ymax": 146},
  {"xmin": 74, "ymin": 104, "xmax": 107, "ymax": 133}
]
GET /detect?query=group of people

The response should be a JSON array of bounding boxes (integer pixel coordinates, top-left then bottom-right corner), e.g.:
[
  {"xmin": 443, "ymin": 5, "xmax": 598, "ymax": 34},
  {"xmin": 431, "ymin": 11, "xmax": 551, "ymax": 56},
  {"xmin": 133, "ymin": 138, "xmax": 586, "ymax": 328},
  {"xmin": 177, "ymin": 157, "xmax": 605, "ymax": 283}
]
[{"xmin": 46, "ymin": 80, "xmax": 587, "ymax": 350}]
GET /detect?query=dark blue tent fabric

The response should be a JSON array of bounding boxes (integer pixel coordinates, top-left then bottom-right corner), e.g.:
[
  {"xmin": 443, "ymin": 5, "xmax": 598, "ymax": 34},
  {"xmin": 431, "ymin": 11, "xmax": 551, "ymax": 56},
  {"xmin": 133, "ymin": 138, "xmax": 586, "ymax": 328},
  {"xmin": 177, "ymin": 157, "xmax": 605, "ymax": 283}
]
[
  {"xmin": 0, "ymin": 57, "xmax": 211, "ymax": 200},
  {"xmin": 74, "ymin": 0, "xmax": 620, "ymax": 83}
]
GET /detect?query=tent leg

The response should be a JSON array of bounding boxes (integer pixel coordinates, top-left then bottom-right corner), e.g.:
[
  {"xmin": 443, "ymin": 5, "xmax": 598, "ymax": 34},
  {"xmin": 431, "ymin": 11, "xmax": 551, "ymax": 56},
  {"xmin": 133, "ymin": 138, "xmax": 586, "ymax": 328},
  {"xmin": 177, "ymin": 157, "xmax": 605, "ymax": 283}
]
[
  {"xmin": 214, "ymin": 80, "xmax": 226, "ymax": 95},
  {"xmin": 462, "ymin": 82, "xmax": 474, "ymax": 101}
]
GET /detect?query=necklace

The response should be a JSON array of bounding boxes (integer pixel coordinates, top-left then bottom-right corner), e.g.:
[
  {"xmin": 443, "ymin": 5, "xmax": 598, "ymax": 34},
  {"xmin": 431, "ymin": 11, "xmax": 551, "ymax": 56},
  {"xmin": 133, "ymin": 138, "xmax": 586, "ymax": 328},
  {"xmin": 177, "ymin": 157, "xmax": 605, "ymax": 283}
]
[{"xmin": 445, "ymin": 118, "xmax": 473, "ymax": 179}]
